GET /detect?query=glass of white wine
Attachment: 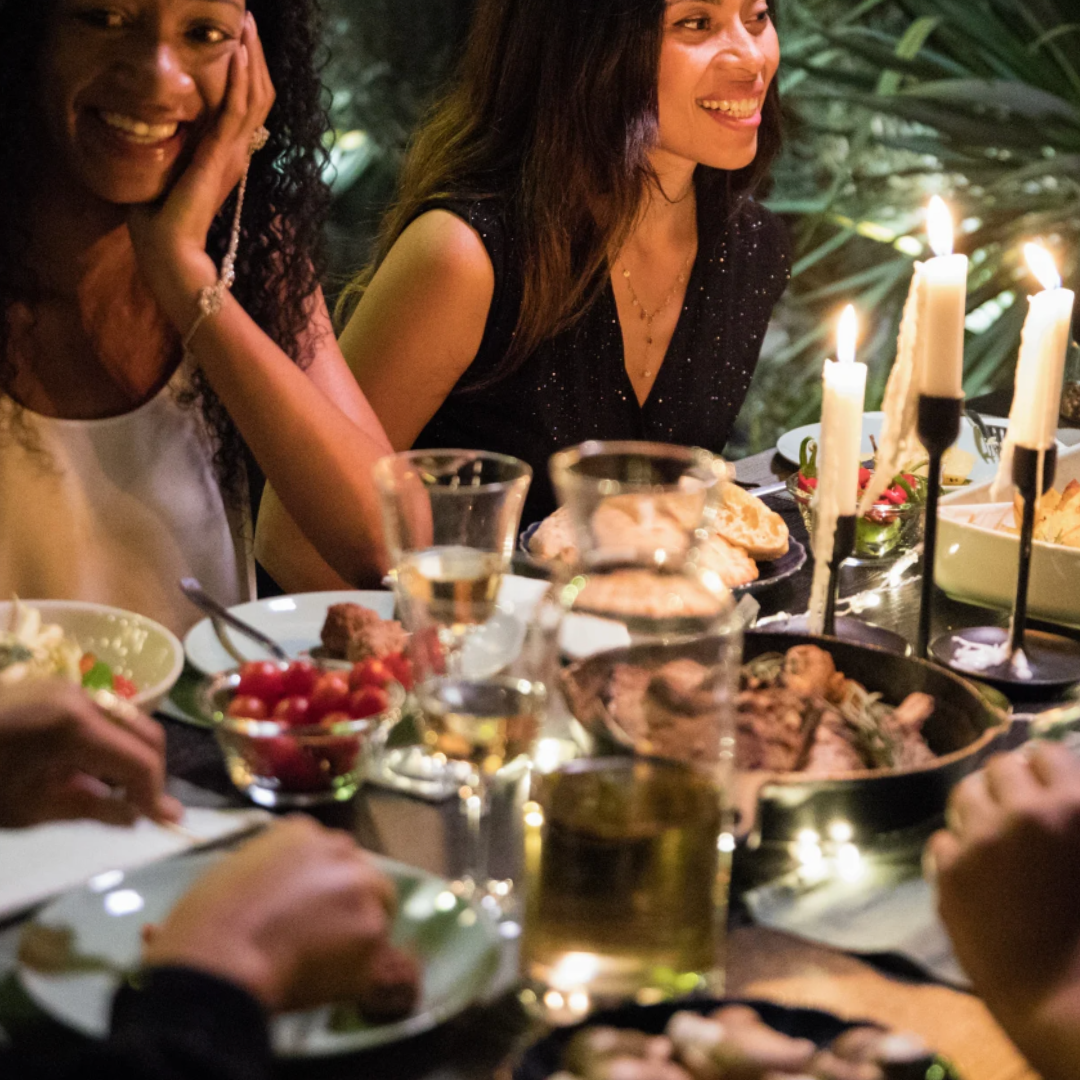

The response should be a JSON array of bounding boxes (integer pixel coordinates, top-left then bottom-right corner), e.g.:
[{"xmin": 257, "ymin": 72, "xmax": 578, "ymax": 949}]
[{"xmin": 372, "ymin": 450, "xmax": 534, "ymax": 802}]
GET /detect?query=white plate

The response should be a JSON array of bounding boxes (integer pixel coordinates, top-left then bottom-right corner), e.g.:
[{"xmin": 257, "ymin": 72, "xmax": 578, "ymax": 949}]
[
  {"xmin": 936, "ymin": 444, "xmax": 1080, "ymax": 627},
  {"xmin": 775, "ymin": 412, "xmax": 1016, "ymax": 488},
  {"xmin": 18, "ymin": 849, "xmax": 502, "ymax": 1057},
  {"xmin": 183, "ymin": 590, "xmax": 396, "ymax": 674}
]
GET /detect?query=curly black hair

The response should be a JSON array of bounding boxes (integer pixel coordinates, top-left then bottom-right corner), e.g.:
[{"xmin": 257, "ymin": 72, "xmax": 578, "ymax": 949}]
[{"xmin": 0, "ymin": 0, "xmax": 332, "ymax": 504}]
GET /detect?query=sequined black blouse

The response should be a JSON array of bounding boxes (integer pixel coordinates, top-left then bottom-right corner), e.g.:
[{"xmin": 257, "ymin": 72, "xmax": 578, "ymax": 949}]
[{"xmin": 413, "ymin": 172, "xmax": 791, "ymax": 523}]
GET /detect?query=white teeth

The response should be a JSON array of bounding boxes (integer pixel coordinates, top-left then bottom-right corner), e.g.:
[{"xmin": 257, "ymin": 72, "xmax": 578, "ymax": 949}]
[
  {"xmin": 699, "ymin": 98, "xmax": 759, "ymax": 119},
  {"xmin": 99, "ymin": 111, "xmax": 178, "ymax": 143}
]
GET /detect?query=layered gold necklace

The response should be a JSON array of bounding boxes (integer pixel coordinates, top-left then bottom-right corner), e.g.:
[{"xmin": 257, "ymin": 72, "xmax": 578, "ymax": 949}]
[{"xmin": 618, "ymin": 249, "xmax": 694, "ymax": 380}]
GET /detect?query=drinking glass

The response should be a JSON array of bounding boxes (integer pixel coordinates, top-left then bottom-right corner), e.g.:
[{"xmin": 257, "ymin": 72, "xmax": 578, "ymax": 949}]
[
  {"xmin": 373, "ymin": 449, "xmax": 539, "ymax": 863},
  {"xmin": 548, "ymin": 440, "xmax": 734, "ymax": 640},
  {"xmin": 521, "ymin": 629, "xmax": 741, "ymax": 1019}
]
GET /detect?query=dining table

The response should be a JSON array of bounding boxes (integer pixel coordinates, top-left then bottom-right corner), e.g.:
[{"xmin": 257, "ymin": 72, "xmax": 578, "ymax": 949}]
[{"xmin": 3, "ymin": 398, "xmax": 1079, "ymax": 1080}]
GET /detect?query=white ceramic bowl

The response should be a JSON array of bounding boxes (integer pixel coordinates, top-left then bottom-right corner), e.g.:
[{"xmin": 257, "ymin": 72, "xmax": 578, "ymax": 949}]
[
  {"xmin": 936, "ymin": 445, "xmax": 1080, "ymax": 628},
  {"xmin": 0, "ymin": 600, "xmax": 184, "ymax": 712}
]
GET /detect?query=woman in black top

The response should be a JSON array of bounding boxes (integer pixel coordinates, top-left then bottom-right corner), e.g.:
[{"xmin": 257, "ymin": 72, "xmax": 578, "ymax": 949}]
[{"xmin": 333, "ymin": 0, "xmax": 788, "ymax": 534}]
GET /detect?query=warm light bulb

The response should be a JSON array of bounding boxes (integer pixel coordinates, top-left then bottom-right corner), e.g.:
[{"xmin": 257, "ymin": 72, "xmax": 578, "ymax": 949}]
[
  {"xmin": 927, "ymin": 196, "xmax": 955, "ymax": 257},
  {"xmin": 1025, "ymin": 242, "xmax": 1062, "ymax": 291},
  {"xmin": 837, "ymin": 304, "xmax": 858, "ymax": 365}
]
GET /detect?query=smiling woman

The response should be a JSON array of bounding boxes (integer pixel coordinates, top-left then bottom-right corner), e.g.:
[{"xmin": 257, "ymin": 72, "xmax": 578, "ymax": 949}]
[
  {"xmin": 0, "ymin": 0, "xmax": 395, "ymax": 631},
  {"xmin": 334, "ymin": 0, "xmax": 789, "ymax": 529}
]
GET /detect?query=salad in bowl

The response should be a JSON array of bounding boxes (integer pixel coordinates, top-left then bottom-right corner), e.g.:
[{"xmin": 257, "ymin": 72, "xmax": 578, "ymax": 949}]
[
  {"xmin": 0, "ymin": 599, "xmax": 183, "ymax": 710},
  {"xmin": 788, "ymin": 437, "xmax": 929, "ymax": 562}
]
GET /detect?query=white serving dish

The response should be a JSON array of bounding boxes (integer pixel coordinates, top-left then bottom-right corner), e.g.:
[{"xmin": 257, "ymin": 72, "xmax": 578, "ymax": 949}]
[
  {"xmin": 937, "ymin": 444, "xmax": 1080, "ymax": 627},
  {"xmin": 0, "ymin": 600, "xmax": 183, "ymax": 712}
]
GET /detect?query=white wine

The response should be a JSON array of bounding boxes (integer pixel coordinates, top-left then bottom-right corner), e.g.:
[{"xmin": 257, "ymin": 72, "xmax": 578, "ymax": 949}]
[
  {"xmin": 523, "ymin": 758, "xmax": 724, "ymax": 1001},
  {"xmin": 418, "ymin": 675, "xmax": 545, "ymax": 775},
  {"xmin": 397, "ymin": 546, "xmax": 504, "ymax": 630}
]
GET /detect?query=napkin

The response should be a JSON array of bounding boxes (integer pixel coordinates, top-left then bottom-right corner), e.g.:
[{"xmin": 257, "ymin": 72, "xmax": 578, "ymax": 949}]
[
  {"xmin": 744, "ymin": 858, "xmax": 971, "ymax": 990},
  {"xmin": 0, "ymin": 806, "xmax": 269, "ymax": 921}
]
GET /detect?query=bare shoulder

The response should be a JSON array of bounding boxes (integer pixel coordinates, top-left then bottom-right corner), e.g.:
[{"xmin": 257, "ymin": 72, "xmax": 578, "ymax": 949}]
[
  {"xmin": 381, "ymin": 209, "xmax": 495, "ymax": 293},
  {"xmin": 338, "ymin": 209, "xmax": 497, "ymax": 450}
]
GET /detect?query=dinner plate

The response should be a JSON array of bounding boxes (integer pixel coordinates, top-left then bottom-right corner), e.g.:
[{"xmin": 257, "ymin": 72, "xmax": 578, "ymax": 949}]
[
  {"xmin": 18, "ymin": 849, "xmax": 502, "ymax": 1057},
  {"xmin": 514, "ymin": 996, "xmax": 960, "ymax": 1080},
  {"xmin": 736, "ymin": 537, "xmax": 807, "ymax": 596},
  {"xmin": 183, "ymin": 590, "xmax": 396, "ymax": 674},
  {"xmin": 775, "ymin": 412, "xmax": 1015, "ymax": 487}
]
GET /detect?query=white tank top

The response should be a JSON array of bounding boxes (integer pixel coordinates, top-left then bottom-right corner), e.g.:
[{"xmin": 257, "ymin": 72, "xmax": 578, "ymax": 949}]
[{"xmin": 0, "ymin": 361, "xmax": 255, "ymax": 636}]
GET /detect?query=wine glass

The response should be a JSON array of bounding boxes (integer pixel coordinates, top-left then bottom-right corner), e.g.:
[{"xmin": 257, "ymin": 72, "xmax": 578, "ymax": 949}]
[{"xmin": 372, "ymin": 450, "xmax": 533, "ymax": 800}]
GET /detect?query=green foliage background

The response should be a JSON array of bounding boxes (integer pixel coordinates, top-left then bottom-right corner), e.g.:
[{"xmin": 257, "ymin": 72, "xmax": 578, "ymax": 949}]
[{"xmin": 732, "ymin": 0, "xmax": 1080, "ymax": 455}]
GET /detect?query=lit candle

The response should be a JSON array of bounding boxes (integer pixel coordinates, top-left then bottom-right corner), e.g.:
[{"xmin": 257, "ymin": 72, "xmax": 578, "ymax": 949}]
[
  {"xmin": 916, "ymin": 196, "xmax": 968, "ymax": 398},
  {"xmin": 1008, "ymin": 244, "xmax": 1076, "ymax": 450},
  {"xmin": 820, "ymin": 306, "xmax": 867, "ymax": 516}
]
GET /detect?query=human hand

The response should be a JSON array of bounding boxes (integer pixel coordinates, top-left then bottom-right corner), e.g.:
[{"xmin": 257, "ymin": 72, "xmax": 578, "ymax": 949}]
[
  {"xmin": 0, "ymin": 680, "xmax": 181, "ymax": 828},
  {"xmin": 142, "ymin": 817, "xmax": 402, "ymax": 1012},
  {"xmin": 929, "ymin": 744, "xmax": 1080, "ymax": 1030},
  {"xmin": 128, "ymin": 12, "xmax": 275, "ymax": 315}
]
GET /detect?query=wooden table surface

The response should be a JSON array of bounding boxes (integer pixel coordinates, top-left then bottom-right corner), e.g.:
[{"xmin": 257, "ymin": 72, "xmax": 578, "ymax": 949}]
[{"xmin": 726, "ymin": 925, "xmax": 1038, "ymax": 1080}]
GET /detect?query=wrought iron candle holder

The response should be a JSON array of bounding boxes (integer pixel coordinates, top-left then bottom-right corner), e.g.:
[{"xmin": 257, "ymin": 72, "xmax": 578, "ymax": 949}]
[
  {"xmin": 932, "ymin": 444, "xmax": 1080, "ymax": 694},
  {"xmin": 771, "ymin": 514, "xmax": 909, "ymax": 653},
  {"xmin": 916, "ymin": 395, "xmax": 963, "ymax": 659}
]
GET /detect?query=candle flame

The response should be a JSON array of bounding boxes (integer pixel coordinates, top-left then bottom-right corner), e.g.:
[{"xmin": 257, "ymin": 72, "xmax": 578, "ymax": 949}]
[
  {"xmin": 837, "ymin": 304, "xmax": 858, "ymax": 365},
  {"xmin": 927, "ymin": 196, "xmax": 954, "ymax": 258},
  {"xmin": 1025, "ymin": 243, "xmax": 1062, "ymax": 291}
]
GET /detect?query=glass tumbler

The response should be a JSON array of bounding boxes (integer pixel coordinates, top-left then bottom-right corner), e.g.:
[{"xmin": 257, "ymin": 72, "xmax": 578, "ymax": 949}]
[
  {"xmin": 521, "ymin": 628, "xmax": 741, "ymax": 1019},
  {"xmin": 548, "ymin": 440, "xmax": 734, "ymax": 640}
]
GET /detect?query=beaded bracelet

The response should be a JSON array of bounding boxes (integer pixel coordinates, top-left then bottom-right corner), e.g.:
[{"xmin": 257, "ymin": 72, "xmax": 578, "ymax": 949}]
[{"xmin": 181, "ymin": 124, "xmax": 270, "ymax": 353}]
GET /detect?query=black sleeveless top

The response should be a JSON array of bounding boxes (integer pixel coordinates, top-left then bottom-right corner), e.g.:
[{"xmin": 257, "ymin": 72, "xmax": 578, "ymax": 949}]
[{"xmin": 413, "ymin": 174, "xmax": 791, "ymax": 524}]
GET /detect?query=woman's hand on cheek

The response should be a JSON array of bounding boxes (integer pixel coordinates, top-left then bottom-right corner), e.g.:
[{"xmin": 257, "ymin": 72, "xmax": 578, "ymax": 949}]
[{"xmin": 128, "ymin": 12, "xmax": 276, "ymax": 327}]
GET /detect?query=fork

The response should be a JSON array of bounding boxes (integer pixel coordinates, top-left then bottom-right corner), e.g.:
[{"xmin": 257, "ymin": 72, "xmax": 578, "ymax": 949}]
[{"xmin": 965, "ymin": 407, "xmax": 1004, "ymax": 463}]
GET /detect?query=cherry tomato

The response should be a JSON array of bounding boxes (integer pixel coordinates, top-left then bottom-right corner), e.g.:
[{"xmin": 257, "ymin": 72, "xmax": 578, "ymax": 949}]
[
  {"xmin": 383, "ymin": 652, "xmax": 413, "ymax": 692},
  {"xmin": 347, "ymin": 686, "xmax": 390, "ymax": 719},
  {"xmin": 349, "ymin": 658, "xmax": 393, "ymax": 692},
  {"xmin": 272, "ymin": 695, "xmax": 313, "ymax": 726},
  {"xmin": 308, "ymin": 673, "xmax": 351, "ymax": 721},
  {"xmin": 858, "ymin": 467, "xmax": 872, "ymax": 488},
  {"xmin": 281, "ymin": 660, "xmax": 318, "ymax": 698},
  {"xmin": 236, "ymin": 661, "xmax": 285, "ymax": 705},
  {"xmin": 112, "ymin": 674, "xmax": 138, "ymax": 699},
  {"xmin": 227, "ymin": 694, "xmax": 270, "ymax": 720},
  {"xmin": 255, "ymin": 737, "xmax": 324, "ymax": 791}
]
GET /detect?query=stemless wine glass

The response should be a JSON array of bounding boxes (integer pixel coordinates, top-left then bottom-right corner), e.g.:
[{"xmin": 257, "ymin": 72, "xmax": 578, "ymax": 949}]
[{"xmin": 372, "ymin": 449, "xmax": 535, "ymax": 805}]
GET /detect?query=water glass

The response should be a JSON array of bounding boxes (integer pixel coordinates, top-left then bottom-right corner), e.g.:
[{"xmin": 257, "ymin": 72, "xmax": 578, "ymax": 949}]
[{"xmin": 548, "ymin": 440, "xmax": 733, "ymax": 639}]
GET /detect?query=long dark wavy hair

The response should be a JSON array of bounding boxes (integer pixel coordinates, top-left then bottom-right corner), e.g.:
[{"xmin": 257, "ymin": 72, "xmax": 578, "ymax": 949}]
[
  {"xmin": 0, "ymin": 0, "xmax": 332, "ymax": 503},
  {"xmin": 337, "ymin": 0, "xmax": 782, "ymax": 374}
]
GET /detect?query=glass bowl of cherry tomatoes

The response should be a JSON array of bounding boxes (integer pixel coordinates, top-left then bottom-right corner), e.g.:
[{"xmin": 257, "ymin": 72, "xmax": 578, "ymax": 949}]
[
  {"xmin": 787, "ymin": 437, "xmax": 927, "ymax": 564},
  {"xmin": 198, "ymin": 656, "xmax": 408, "ymax": 807}
]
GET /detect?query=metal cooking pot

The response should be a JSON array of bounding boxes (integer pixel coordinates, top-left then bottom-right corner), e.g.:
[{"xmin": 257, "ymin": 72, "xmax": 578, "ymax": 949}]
[{"xmin": 561, "ymin": 630, "xmax": 1010, "ymax": 850}]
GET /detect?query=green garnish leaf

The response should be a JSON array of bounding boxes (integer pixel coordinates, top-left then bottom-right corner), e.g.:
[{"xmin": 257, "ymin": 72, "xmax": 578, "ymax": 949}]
[{"xmin": 81, "ymin": 661, "xmax": 115, "ymax": 692}]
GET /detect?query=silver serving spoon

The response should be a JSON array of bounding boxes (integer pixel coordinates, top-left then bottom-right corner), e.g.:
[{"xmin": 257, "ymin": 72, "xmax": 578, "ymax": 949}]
[{"xmin": 179, "ymin": 578, "xmax": 289, "ymax": 662}]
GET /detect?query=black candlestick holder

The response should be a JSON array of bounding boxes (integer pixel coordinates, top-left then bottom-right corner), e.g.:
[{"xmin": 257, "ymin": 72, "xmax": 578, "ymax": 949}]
[
  {"xmin": 931, "ymin": 444, "xmax": 1080, "ymax": 695},
  {"xmin": 916, "ymin": 395, "xmax": 963, "ymax": 659},
  {"xmin": 770, "ymin": 514, "xmax": 909, "ymax": 654},
  {"xmin": 823, "ymin": 515, "xmax": 856, "ymax": 638}
]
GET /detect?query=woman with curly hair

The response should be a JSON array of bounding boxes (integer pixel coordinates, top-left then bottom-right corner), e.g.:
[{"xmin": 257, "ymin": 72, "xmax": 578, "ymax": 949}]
[
  {"xmin": 0, "ymin": 0, "xmax": 393, "ymax": 630},
  {"xmin": 337, "ymin": 0, "xmax": 790, "ymax": 530}
]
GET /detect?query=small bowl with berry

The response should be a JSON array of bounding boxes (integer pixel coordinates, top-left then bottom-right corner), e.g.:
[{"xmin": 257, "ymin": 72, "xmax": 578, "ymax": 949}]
[
  {"xmin": 199, "ymin": 656, "xmax": 409, "ymax": 808},
  {"xmin": 787, "ymin": 437, "xmax": 928, "ymax": 563}
]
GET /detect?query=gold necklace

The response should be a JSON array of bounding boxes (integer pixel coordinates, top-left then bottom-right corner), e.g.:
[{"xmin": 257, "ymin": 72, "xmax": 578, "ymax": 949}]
[{"xmin": 618, "ymin": 250, "xmax": 694, "ymax": 380}]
